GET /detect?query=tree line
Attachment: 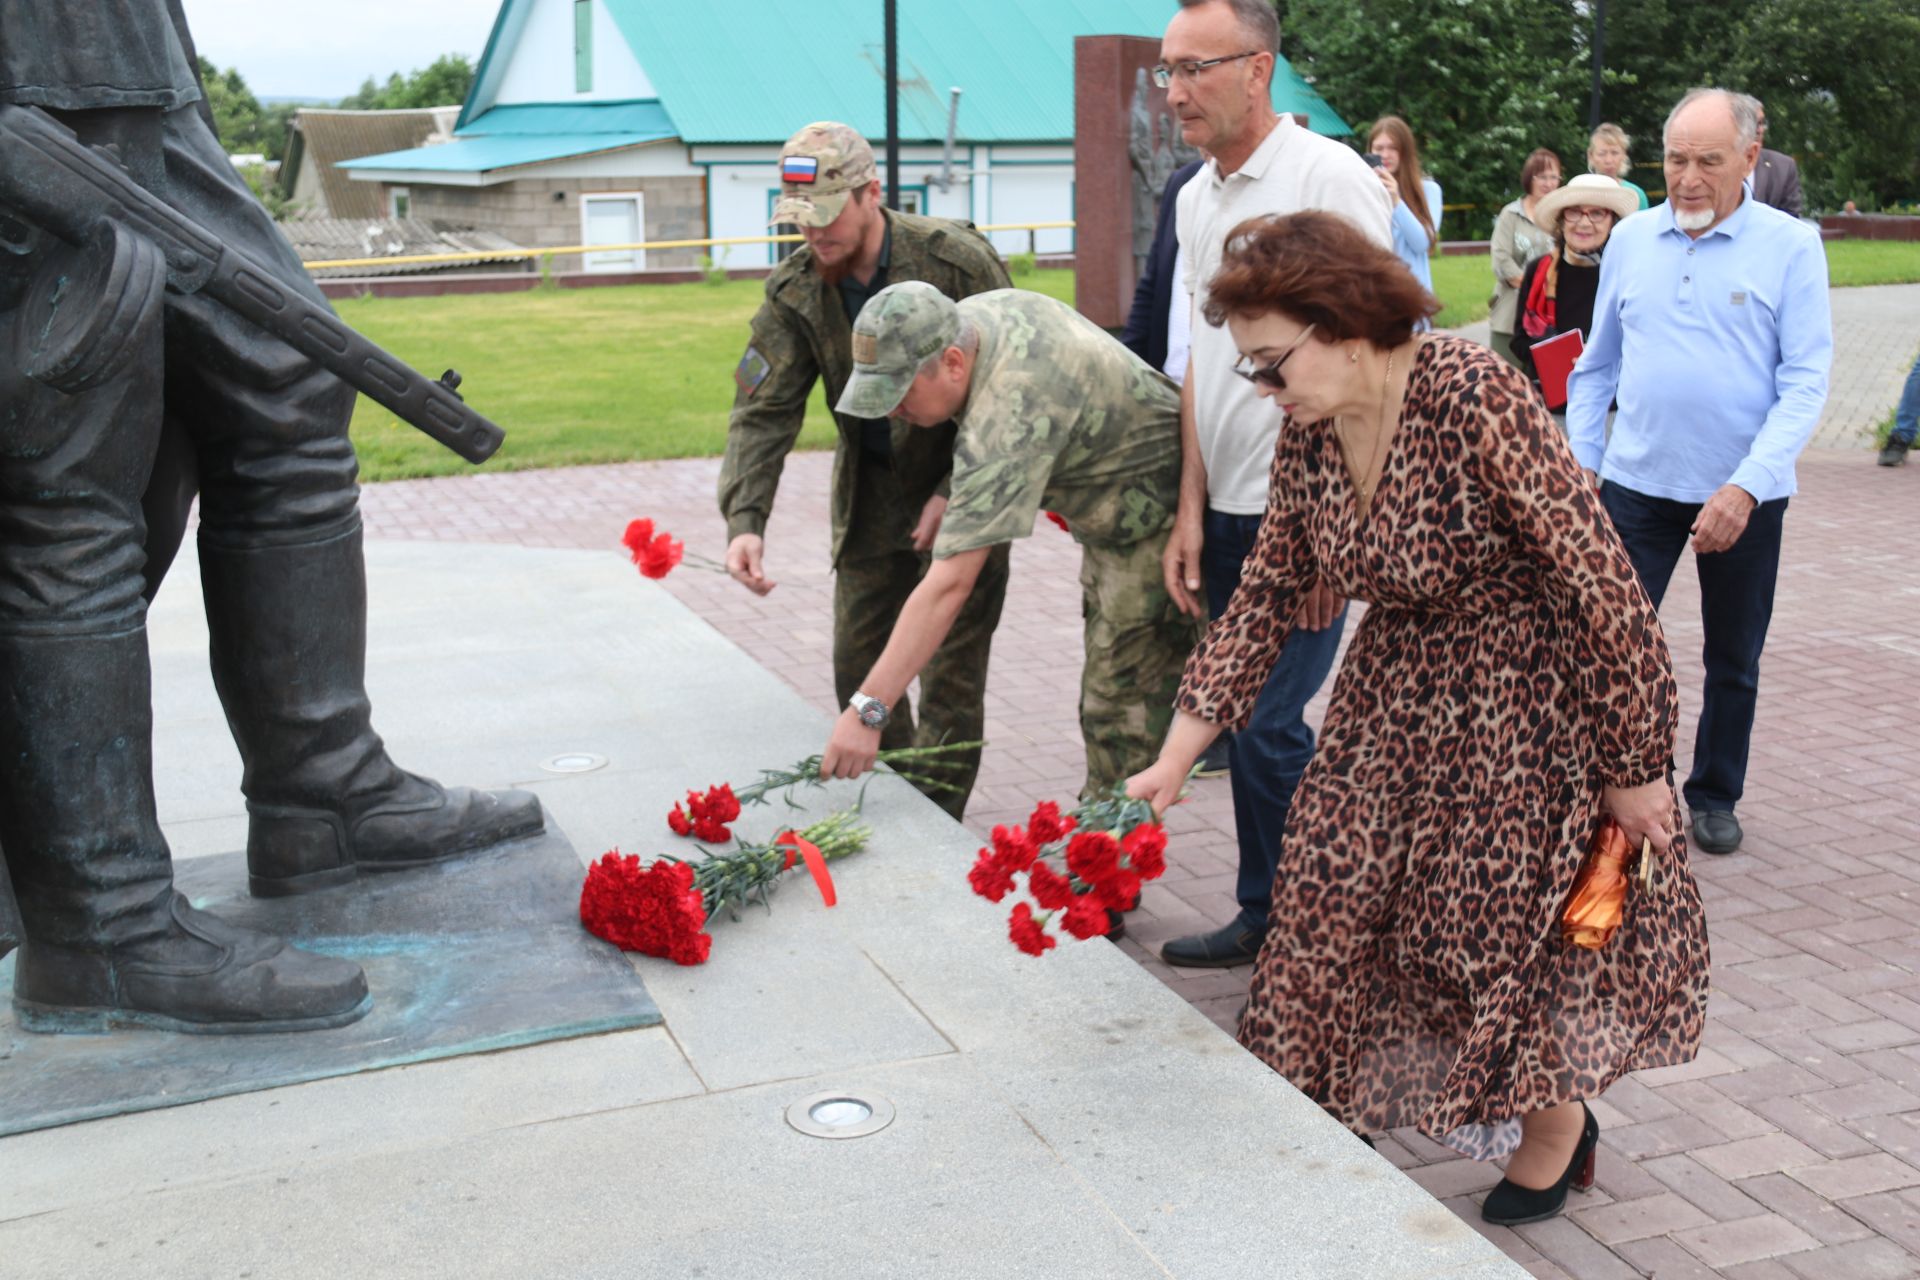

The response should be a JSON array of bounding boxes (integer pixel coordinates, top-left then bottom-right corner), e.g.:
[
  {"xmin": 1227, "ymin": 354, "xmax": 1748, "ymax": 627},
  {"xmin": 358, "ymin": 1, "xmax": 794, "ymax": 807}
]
[
  {"xmin": 201, "ymin": 54, "xmax": 475, "ymax": 166},
  {"xmin": 1279, "ymin": 0, "xmax": 1919, "ymax": 235}
]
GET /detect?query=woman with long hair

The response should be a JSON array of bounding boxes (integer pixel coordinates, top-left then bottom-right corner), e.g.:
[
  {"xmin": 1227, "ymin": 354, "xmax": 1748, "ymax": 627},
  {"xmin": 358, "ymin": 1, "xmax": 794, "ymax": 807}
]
[
  {"xmin": 1128, "ymin": 211, "xmax": 1708, "ymax": 1227},
  {"xmin": 1366, "ymin": 116, "xmax": 1442, "ymax": 304}
]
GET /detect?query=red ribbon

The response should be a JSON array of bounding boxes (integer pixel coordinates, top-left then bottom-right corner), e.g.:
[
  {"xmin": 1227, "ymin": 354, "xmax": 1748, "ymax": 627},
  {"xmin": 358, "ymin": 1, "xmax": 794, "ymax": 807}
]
[{"xmin": 776, "ymin": 831, "xmax": 837, "ymax": 907}]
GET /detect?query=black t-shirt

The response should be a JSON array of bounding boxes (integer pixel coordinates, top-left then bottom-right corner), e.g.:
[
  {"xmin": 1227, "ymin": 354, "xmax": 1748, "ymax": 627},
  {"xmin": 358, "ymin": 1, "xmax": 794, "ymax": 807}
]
[{"xmin": 0, "ymin": 1, "xmax": 201, "ymax": 110}]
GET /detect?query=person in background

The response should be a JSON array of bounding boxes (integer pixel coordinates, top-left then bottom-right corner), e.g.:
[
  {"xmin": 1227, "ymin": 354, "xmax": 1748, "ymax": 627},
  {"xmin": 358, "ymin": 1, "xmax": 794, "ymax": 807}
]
[
  {"xmin": 1367, "ymin": 115, "xmax": 1443, "ymax": 317},
  {"xmin": 1126, "ymin": 211, "xmax": 1707, "ymax": 1223},
  {"xmin": 1748, "ymin": 98, "xmax": 1804, "ymax": 218},
  {"xmin": 1567, "ymin": 88, "xmax": 1832, "ymax": 858},
  {"xmin": 1489, "ymin": 148, "xmax": 1562, "ymax": 368},
  {"xmin": 1587, "ymin": 123, "xmax": 1649, "ymax": 211},
  {"xmin": 1509, "ymin": 173, "xmax": 1639, "ymax": 415},
  {"xmin": 1880, "ymin": 347, "xmax": 1920, "ymax": 467},
  {"xmin": 1121, "ymin": 156, "xmax": 1230, "ymax": 778}
]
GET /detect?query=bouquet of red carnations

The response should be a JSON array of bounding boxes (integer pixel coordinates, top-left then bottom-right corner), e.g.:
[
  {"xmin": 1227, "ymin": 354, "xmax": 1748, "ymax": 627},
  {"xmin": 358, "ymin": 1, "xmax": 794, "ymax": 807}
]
[{"xmin": 967, "ymin": 787, "xmax": 1169, "ymax": 956}]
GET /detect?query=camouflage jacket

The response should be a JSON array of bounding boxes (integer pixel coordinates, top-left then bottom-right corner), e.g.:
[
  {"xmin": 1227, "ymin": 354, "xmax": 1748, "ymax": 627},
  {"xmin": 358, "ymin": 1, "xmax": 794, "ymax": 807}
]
[
  {"xmin": 934, "ymin": 290, "xmax": 1182, "ymax": 558},
  {"xmin": 717, "ymin": 209, "xmax": 1010, "ymax": 563}
]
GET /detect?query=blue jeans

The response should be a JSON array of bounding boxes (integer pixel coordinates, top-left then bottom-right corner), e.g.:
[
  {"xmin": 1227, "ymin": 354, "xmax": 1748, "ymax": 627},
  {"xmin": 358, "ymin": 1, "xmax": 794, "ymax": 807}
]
[
  {"xmin": 1894, "ymin": 349, "xmax": 1920, "ymax": 447},
  {"xmin": 1203, "ymin": 508, "xmax": 1347, "ymax": 930},
  {"xmin": 1600, "ymin": 481, "xmax": 1787, "ymax": 813}
]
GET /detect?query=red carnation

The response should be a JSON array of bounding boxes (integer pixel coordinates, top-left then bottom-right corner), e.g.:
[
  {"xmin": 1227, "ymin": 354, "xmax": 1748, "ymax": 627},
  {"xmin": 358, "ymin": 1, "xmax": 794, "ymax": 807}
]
[
  {"xmin": 1008, "ymin": 902, "xmax": 1056, "ymax": 956},
  {"xmin": 636, "ymin": 533, "xmax": 685, "ymax": 579},
  {"xmin": 621, "ymin": 519, "xmax": 656, "ymax": 559},
  {"xmin": 1065, "ymin": 830, "xmax": 1120, "ymax": 884},
  {"xmin": 580, "ymin": 851, "xmax": 713, "ymax": 965},
  {"xmin": 989, "ymin": 823, "xmax": 1038, "ymax": 872},
  {"xmin": 1121, "ymin": 823, "xmax": 1168, "ymax": 881},
  {"xmin": 968, "ymin": 849, "xmax": 1016, "ymax": 902},
  {"xmin": 1089, "ymin": 867, "xmax": 1141, "ymax": 913},
  {"xmin": 1027, "ymin": 861, "xmax": 1075, "ymax": 911},
  {"xmin": 703, "ymin": 783, "xmax": 742, "ymax": 824},
  {"xmin": 667, "ymin": 803, "xmax": 693, "ymax": 837},
  {"xmin": 1062, "ymin": 895, "xmax": 1111, "ymax": 941},
  {"xmin": 1027, "ymin": 800, "xmax": 1075, "ymax": 846},
  {"xmin": 692, "ymin": 815, "xmax": 732, "ymax": 844}
]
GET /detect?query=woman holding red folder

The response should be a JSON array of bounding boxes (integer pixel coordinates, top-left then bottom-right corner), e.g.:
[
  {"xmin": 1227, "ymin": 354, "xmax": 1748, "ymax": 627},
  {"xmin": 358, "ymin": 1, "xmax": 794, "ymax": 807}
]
[{"xmin": 1510, "ymin": 174, "xmax": 1641, "ymax": 415}]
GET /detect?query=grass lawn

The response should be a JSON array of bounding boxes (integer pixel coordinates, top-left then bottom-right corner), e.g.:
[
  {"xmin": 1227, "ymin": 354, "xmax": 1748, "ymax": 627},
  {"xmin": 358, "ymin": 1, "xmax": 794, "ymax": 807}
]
[{"xmin": 343, "ymin": 240, "xmax": 1919, "ymax": 481}]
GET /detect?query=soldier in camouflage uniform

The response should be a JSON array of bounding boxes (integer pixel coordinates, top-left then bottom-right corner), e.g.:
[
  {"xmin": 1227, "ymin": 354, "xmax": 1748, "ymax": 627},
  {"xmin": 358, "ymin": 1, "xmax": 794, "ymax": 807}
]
[
  {"xmin": 818, "ymin": 282, "xmax": 1202, "ymax": 798},
  {"xmin": 718, "ymin": 123, "xmax": 1011, "ymax": 819}
]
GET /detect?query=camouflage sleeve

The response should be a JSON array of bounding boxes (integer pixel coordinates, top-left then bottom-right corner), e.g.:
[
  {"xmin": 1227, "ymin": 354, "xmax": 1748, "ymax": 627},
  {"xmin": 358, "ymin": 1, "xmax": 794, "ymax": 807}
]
[
  {"xmin": 716, "ymin": 294, "xmax": 819, "ymax": 541},
  {"xmin": 932, "ymin": 451, "xmax": 1054, "ymax": 558}
]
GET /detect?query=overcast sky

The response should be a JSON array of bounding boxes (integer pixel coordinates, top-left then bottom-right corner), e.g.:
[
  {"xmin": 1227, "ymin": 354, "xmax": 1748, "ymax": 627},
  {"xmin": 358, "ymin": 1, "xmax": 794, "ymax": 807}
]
[{"xmin": 180, "ymin": 0, "xmax": 500, "ymax": 101}]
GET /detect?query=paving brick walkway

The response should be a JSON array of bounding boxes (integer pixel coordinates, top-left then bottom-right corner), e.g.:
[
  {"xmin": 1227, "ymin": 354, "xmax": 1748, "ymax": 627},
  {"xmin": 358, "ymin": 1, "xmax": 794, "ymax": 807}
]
[{"xmin": 357, "ymin": 303, "xmax": 1920, "ymax": 1279}]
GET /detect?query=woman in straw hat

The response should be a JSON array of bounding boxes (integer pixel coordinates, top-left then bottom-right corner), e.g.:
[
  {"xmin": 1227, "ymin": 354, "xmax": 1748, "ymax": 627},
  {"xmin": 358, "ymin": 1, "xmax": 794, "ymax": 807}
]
[{"xmin": 1509, "ymin": 174, "xmax": 1641, "ymax": 417}]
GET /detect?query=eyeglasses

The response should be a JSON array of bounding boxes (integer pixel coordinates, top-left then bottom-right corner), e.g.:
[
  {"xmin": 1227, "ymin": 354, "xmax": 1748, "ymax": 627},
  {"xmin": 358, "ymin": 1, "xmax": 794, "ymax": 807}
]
[
  {"xmin": 1233, "ymin": 324, "xmax": 1317, "ymax": 391},
  {"xmin": 1152, "ymin": 51, "xmax": 1260, "ymax": 88},
  {"xmin": 1562, "ymin": 208, "xmax": 1616, "ymax": 228}
]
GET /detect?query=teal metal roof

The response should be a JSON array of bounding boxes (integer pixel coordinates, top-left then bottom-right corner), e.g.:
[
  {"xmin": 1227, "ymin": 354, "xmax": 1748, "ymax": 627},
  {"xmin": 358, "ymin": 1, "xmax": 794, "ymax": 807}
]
[
  {"xmin": 340, "ymin": 100, "xmax": 677, "ymax": 174},
  {"xmin": 602, "ymin": 0, "xmax": 1349, "ymax": 141},
  {"xmin": 461, "ymin": 0, "xmax": 1349, "ymax": 144}
]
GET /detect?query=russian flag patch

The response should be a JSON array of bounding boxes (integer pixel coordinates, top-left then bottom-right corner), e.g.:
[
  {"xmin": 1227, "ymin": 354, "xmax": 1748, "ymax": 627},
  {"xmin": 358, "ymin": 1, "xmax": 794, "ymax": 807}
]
[{"xmin": 781, "ymin": 156, "xmax": 819, "ymax": 184}]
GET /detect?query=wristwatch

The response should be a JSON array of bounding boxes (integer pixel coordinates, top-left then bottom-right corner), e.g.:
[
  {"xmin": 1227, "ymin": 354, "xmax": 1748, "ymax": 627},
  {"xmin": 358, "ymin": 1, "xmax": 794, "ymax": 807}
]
[{"xmin": 849, "ymin": 692, "xmax": 890, "ymax": 730}]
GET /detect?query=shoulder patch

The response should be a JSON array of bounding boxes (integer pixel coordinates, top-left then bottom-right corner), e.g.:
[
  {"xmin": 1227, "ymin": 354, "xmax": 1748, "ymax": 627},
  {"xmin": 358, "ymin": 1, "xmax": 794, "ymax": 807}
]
[{"xmin": 734, "ymin": 345, "xmax": 773, "ymax": 397}]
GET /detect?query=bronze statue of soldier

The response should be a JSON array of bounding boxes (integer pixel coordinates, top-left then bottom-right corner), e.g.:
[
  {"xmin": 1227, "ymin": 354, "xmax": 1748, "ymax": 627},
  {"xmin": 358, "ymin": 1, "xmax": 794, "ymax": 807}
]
[{"xmin": 0, "ymin": 3, "xmax": 543, "ymax": 1033}]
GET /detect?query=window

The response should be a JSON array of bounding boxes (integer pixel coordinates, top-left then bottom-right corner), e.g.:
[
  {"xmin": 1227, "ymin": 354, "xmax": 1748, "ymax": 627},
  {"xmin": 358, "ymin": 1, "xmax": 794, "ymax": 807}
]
[
  {"xmin": 574, "ymin": 1, "xmax": 593, "ymax": 93},
  {"xmin": 388, "ymin": 187, "xmax": 411, "ymax": 220}
]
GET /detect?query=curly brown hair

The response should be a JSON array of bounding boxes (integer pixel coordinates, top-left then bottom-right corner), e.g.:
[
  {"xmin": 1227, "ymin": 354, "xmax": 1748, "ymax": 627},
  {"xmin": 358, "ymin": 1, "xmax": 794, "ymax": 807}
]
[{"xmin": 1201, "ymin": 211, "xmax": 1440, "ymax": 347}]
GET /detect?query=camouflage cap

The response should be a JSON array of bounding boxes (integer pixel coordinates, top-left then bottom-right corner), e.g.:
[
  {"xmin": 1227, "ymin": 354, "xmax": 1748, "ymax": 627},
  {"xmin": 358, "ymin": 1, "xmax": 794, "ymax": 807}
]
[
  {"xmin": 769, "ymin": 121, "xmax": 878, "ymax": 228},
  {"xmin": 835, "ymin": 281, "xmax": 961, "ymax": 419}
]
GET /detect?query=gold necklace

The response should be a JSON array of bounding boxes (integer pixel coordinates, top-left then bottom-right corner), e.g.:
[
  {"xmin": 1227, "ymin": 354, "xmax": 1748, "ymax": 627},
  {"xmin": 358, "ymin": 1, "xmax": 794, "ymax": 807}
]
[{"xmin": 1339, "ymin": 348, "xmax": 1398, "ymax": 512}]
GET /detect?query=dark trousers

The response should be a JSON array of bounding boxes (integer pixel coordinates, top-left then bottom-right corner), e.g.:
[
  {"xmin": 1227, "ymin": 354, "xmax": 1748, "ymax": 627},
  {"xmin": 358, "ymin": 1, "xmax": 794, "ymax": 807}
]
[
  {"xmin": 1600, "ymin": 481, "xmax": 1787, "ymax": 812},
  {"xmin": 1203, "ymin": 509, "xmax": 1347, "ymax": 930}
]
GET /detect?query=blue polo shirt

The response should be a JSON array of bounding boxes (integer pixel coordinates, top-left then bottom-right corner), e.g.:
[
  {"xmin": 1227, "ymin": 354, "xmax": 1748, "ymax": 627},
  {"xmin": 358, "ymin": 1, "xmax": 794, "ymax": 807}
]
[{"xmin": 1566, "ymin": 194, "xmax": 1831, "ymax": 504}]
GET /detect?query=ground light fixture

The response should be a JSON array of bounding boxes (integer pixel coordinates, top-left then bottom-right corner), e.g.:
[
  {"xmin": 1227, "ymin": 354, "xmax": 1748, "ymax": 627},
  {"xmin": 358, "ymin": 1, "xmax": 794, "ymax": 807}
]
[
  {"xmin": 540, "ymin": 752, "xmax": 608, "ymax": 774},
  {"xmin": 785, "ymin": 1089, "xmax": 896, "ymax": 1140}
]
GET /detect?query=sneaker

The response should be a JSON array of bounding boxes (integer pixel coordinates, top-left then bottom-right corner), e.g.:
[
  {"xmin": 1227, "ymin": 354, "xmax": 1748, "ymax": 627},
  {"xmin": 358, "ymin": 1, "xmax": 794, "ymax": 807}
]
[
  {"xmin": 1690, "ymin": 809, "xmax": 1743, "ymax": 855},
  {"xmin": 1880, "ymin": 440, "xmax": 1911, "ymax": 467},
  {"xmin": 1193, "ymin": 738, "xmax": 1231, "ymax": 779}
]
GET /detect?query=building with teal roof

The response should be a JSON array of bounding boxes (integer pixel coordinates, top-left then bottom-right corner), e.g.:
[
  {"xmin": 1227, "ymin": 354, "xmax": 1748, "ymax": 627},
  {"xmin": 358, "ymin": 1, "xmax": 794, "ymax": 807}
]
[{"xmin": 341, "ymin": 0, "xmax": 1352, "ymax": 272}]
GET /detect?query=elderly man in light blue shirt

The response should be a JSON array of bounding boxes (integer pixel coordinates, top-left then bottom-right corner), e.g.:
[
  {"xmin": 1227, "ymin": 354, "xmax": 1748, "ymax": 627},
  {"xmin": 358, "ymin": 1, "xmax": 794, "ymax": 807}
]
[{"xmin": 1567, "ymin": 87, "xmax": 1832, "ymax": 858}]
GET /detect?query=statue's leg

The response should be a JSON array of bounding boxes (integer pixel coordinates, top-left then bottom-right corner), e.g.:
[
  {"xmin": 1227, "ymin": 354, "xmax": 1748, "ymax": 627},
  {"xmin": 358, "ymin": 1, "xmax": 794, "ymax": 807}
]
[
  {"xmin": 157, "ymin": 104, "xmax": 542, "ymax": 900},
  {"xmin": 0, "ymin": 199, "xmax": 367, "ymax": 1033}
]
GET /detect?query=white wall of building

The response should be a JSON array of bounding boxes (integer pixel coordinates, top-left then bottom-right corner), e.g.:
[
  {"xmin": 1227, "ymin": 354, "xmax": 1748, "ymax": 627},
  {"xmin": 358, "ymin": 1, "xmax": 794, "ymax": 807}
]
[
  {"xmin": 690, "ymin": 143, "xmax": 1072, "ymax": 265},
  {"xmin": 494, "ymin": 0, "xmax": 656, "ymax": 104}
]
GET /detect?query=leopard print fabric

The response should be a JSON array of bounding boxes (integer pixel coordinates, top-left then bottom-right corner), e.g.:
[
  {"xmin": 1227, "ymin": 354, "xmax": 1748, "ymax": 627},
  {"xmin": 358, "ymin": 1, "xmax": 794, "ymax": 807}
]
[{"xmin": 1178, "ymin": 335, "xmax": 1709, "ymax": 1159}]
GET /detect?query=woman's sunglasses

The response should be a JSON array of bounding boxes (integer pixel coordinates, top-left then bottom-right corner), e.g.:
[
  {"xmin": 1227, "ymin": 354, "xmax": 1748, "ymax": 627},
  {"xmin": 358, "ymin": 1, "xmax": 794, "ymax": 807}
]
[{"xmin": 1232, "ymin": 323, "xmax": 1317, "ymax": 391}]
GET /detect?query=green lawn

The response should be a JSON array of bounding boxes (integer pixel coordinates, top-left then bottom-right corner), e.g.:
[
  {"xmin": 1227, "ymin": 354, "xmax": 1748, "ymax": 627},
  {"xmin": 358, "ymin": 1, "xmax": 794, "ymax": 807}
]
[{"xmin": 342, "ymin": 240, "xmax": 1920, "ymax": 481}]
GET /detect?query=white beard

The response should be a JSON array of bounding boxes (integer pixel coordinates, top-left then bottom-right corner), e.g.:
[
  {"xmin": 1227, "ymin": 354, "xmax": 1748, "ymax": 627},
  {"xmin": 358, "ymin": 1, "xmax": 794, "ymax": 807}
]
[{"xmin": 1674, "ymin": 207, "xmax": 1716, "ymax": 231}]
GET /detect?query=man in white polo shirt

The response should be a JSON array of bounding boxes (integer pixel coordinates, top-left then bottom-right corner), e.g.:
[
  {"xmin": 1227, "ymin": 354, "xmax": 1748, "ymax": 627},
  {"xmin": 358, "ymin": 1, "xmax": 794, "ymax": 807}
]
[{"xmin": 1156, "ymin": 0, "xmax": 1393, "ymax": 970}]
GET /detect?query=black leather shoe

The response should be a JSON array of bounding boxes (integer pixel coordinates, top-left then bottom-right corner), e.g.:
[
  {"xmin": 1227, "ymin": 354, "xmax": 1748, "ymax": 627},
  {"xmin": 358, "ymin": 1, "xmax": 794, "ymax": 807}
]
[
  {"xmin": 13, "ymin": 894, "xmax": 370, "ymax": 1035},
  {"xmin": 1881, "ymin": 440, "xmax": 1911, "ymax": 467},
  {"xmin": 1161, "ymin": 916, "xmax": 1265, "ymax": 968},
  {"xmin": 1104, "ymin": 909, "xmax": 1126, "ymax": 942},
  {"xmin": 1482, "ymin": 1103, "xmax": 1599, "ymax": 1226},
  {"xmin": 1690, "ymin": 809, "xmax": 1743, "ymax": 855},
  {"xmin": 1193, "ymin": 738, "xmax": 1231, "ymax": 779}
]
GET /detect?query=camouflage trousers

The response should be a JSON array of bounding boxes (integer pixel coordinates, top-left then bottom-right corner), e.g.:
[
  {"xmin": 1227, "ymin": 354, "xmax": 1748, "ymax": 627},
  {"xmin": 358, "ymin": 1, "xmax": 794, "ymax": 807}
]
[
  {"xmin": 834, "ymin": 465, "xmax": 1010, "ymax": 820},
  {"xmin": 1079, "ymin": 535, "xmax": 1203, "ymax": 798}
]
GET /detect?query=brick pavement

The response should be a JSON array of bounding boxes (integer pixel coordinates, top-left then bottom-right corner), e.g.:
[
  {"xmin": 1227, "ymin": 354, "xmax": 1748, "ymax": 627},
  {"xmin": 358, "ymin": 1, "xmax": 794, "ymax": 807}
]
[{"xmin": 356, "ymin": 310, "xmax": 1920, "ymax": 1279}]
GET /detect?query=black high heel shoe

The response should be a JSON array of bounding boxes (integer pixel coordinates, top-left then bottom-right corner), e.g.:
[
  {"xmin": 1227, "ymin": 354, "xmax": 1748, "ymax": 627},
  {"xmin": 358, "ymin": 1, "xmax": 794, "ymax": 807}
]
[{"xmin": 1481, "ymin": 1103, "xmax": 1599, "ymax": 1226}]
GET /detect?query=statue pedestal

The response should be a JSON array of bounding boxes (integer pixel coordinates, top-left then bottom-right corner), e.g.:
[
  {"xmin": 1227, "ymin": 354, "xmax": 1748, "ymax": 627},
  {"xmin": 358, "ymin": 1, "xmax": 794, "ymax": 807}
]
[{"xmin": 0, "ymin": 825, "xmax": 658, "ymax": 1136}]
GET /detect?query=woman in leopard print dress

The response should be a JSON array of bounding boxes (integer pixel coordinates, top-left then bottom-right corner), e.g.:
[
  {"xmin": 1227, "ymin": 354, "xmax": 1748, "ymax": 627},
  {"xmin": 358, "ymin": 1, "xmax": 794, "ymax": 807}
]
[{"xmin": 1129, "ymin": 212, "xmax": 1708, "ymax": 1223}]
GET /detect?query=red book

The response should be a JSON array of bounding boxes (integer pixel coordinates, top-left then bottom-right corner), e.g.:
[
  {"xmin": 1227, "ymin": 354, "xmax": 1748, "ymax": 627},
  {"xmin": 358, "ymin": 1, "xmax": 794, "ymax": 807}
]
[{"xmin": 1530, "ymin": 328, "xmax": 1585, "ymax": 410}]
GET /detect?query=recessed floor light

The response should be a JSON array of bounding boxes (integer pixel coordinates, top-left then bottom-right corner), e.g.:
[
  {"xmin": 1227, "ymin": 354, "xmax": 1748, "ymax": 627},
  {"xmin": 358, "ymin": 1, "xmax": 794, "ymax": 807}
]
[
  {"xmin": 785, "ymin": 1090, "xmax": 896, "ymax": 1140},
  {"xmin": 540, "ymin": 752, "xmax": 607, "ymax": 774}
]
